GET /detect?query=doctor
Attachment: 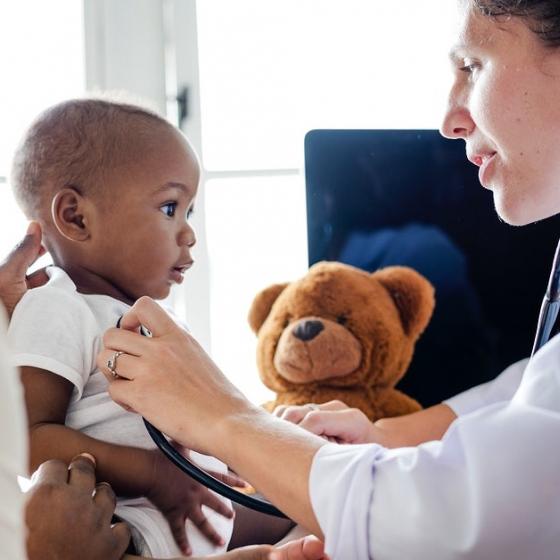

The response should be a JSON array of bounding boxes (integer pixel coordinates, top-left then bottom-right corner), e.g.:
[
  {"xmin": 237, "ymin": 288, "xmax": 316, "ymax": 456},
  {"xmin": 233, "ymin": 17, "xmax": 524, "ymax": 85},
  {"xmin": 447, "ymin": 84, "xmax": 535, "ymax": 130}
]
[{"xmin": 99, "ymin": 1, "xmax": 560, "ymax": 558}]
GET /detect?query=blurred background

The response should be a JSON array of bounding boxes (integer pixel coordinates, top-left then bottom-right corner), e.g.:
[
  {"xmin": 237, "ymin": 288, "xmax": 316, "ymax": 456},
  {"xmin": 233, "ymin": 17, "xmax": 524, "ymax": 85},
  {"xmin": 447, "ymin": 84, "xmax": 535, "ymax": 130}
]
[{"xmin": 0, "ymin": 0, "xmax": 456, "ymax": 403}]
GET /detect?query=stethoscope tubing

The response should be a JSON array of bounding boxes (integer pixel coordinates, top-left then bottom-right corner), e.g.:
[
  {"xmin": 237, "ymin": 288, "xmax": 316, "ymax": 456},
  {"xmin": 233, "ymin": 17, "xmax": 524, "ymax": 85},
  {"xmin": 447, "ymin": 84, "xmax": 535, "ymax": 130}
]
[{"xmin": 114, "ymin": 317, "xmax": 288, "ymax": 518}]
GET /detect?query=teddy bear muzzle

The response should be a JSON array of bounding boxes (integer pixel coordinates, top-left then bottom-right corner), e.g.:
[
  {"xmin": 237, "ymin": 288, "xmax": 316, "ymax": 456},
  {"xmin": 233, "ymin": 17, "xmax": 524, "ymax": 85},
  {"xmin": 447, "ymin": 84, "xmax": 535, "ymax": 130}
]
[{"xmin": 273, "ymin": 316, "xmax": 363, "ymax": 383}]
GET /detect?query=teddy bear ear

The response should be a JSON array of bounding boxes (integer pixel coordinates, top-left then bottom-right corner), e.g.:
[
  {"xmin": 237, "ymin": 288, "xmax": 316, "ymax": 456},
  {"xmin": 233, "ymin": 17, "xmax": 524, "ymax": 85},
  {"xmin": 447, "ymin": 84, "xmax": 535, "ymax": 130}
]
[
  {"xmin": 248, "ymin": 283, "xmax": 289, "ymax": 334},
  {"xmin": 374, "ymin": 266, "xmax": 435, "ymax": 339}
]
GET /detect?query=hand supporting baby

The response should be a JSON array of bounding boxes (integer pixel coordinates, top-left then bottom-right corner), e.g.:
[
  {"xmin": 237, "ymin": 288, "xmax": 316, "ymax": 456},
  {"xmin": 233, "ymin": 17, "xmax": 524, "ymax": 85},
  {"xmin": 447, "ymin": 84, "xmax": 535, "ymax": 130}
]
[{"xmin": 147, "ymin": 448, "xmax": 242, "ymax": 555}]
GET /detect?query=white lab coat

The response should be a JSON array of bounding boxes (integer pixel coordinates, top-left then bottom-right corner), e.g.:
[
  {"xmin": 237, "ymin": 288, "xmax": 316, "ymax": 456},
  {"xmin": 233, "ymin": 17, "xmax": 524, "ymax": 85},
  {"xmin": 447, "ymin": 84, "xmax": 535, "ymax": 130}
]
[{"xmin": 309, "ymin": 337, "xmax": 560, "ymax": 559}]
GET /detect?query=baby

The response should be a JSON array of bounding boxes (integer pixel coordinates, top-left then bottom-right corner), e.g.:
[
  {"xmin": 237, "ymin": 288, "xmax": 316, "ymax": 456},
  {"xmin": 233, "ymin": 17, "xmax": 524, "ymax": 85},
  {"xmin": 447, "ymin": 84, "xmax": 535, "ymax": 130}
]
[{"xmin": 7, "ymin": 98, "xmax": 237, "ymax": 557}]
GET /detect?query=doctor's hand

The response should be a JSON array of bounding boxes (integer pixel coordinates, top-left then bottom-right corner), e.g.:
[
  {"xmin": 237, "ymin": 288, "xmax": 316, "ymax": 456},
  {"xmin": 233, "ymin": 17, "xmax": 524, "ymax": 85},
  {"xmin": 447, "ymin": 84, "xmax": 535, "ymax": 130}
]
[
  {"xmin": 273, "ymin": 401, "xmax": 380, "ymax": 445},
  {"xmin": 98, "ymin": 296, "xmax": 253, "ymax": 456},
  {"xmin": 140, "ymin": 536, "xmax": 326, "ymax": 560},
  {"xmin": 26, "ymin": 454, "xmax": 131, "ymax": 560},
  {"xmin": 269, "ymin": 535, "xmax": 328, "ymax": 559},
  {"xmin": 0, "ymin": 222, "xmax": 47, "ymax": 317},
  {"xmin": 275, "ymin": 401, "xmax": 459, "ymax": 448}
]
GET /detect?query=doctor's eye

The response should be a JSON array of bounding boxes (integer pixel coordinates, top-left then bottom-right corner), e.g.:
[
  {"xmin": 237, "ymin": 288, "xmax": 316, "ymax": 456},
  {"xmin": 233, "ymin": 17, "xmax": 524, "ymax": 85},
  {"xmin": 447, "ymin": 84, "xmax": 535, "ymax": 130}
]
[
  {"xmin": 459, "ymin": 60, "xmax": 480, "ymax": 75},
  {"xmin": 160, "ymin": 202, "xmax": 177, "ymax": 217}
]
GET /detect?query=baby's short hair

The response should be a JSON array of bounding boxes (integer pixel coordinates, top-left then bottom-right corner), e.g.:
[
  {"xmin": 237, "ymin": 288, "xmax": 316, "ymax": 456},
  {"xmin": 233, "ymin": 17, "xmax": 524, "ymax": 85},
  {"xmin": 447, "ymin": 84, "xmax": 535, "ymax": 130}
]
[{"xmin": 11, "ymin": 97, "xmax": 173, "ymax": 217}]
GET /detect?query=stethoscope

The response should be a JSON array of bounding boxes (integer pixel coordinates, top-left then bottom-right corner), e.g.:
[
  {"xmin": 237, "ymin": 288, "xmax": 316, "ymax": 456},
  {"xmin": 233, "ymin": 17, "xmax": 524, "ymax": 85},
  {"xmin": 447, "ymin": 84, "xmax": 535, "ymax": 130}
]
[
  {"xmin": 115, "ymin": 318, "xmax": 288, "ymax": 519},
  {"xmin": 531, "ymin": 239, "xmax": 560, "ymax": 357},
  {"xmin": 118, "ymin": 239, "xmax": 560, "ymax": 520}
]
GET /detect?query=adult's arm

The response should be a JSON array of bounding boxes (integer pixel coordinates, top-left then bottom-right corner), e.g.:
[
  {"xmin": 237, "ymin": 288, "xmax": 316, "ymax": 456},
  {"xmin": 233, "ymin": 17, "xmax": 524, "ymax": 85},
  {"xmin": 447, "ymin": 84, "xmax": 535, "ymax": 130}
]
[
  {"xmin": 98, "ymin": 297, "xmax": 326, "ymax": 536},
  {"xmin": 99, "ymin": 297, "xmax": 560, "ymax": 559},
  {"xmin": 274, "ymin": 358, "xmax": 527, "ymax": 447},
  {"xmin": 275, "ymin": 400, "xmax": 457, "ymax": 447},
  {"xmin": 0, "ymin": 222, "xmax": 47, "ymax": 317},
  {"xmin": 309, "ymin": 336, "xmax": 560, "ymax": 558}
]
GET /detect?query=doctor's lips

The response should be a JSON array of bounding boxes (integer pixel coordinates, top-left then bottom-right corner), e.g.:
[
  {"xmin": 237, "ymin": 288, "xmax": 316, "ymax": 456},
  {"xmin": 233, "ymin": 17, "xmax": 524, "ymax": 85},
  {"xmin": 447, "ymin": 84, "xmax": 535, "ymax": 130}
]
[
  {"xmin": 467, "ymin": 150, "xmax": 497, "ymax": 167},
  {"xmin": 467, "ymin": 149, "xmax": 497, "ymax": 188}
]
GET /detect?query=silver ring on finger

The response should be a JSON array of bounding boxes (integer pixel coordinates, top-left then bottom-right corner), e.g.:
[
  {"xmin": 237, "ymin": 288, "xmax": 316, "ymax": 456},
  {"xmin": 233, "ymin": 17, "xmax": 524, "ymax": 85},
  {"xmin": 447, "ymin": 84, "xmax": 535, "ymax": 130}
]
[{"xmin": 107, "ymin": 351, "xmax": 125, "ymax": 379}]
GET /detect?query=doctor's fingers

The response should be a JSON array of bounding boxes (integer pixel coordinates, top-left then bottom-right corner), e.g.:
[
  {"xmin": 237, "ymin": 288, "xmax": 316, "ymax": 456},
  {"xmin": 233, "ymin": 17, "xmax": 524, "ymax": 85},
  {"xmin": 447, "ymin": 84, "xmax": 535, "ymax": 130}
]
[
  {"xmin": 119, "ymin": 296, "xmax": 177, "ymax": 337},
  {"xmin": 270, "ymin": 535, "xmax": 327, "ymax": 560},
  {"xmin": 102, "ymin": 327, "xmax": 152, "ymax": 357},
  {"xmin": 97, "ymin": 349, "xmax": 143, "ymax": 383},
  {"xmin": 274, "ymin": 400, "xmax": 350, "ymax": 424},
  {"xmin": 298, "ymin": 408, "xmax": 373, "ymax": 444}
]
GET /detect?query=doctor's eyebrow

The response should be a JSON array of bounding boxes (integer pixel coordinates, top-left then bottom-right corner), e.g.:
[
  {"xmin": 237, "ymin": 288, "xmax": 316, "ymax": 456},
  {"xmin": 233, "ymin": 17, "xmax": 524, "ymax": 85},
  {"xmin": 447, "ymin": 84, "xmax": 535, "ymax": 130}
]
[{"xmin": 448, "ymin": 46, "xmax": 467, "ymax": 63}]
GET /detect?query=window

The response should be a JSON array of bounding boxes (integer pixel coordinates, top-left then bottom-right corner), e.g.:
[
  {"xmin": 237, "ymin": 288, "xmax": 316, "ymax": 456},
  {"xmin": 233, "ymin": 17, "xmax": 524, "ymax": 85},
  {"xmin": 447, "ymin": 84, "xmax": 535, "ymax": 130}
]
[
  {"xmin": 192, "ymin": 0, "xmax": 457, "ymax": 402},
  {"xmin": 0, "ymin": 1, "xmax": 85, "ymax": 261}
]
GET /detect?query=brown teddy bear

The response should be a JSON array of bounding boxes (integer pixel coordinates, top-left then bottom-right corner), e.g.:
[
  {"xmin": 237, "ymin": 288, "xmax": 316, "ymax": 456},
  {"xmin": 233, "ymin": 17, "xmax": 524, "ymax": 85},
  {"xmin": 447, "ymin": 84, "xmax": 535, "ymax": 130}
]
[{"xmin": 248, "ymin": 261, "xmax": 435, "ymax": 421}]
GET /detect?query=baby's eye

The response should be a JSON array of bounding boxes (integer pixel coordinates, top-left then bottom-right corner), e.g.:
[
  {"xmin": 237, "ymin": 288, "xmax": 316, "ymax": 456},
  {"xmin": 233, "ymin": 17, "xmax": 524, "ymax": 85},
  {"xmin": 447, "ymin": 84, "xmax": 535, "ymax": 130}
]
[
  {"xmin": 160, "ymin": 202, "xmax": 177, "ymax": 217},
  {"xmin": 186, "ymin": 206, "xmax": 194, "ymax": 220}
]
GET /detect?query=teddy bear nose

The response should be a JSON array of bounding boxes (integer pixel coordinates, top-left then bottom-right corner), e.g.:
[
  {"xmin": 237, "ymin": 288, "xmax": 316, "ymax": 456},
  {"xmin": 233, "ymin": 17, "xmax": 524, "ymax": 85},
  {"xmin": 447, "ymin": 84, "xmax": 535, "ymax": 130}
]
[{"xmin": 293, "ymin": 320, "xmax": 325, "ymax": 341}]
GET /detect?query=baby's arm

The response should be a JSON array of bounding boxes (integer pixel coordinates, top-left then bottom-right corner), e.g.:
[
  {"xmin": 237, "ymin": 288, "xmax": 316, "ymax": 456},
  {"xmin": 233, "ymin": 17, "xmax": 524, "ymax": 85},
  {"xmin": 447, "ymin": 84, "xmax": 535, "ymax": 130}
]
[
  {"xmin": 23, "ymin": 365, "xmax": 234, "ymax": 555},
  {"xmin": 22, "ymin": 366, "xmax": 157, "ymax": 496}
]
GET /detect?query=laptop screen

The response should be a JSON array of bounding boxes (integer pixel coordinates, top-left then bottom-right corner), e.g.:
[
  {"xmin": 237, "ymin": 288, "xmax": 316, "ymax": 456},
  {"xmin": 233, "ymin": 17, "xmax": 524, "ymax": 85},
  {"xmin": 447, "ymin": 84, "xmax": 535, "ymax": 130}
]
[{"xmin": 305, "ymin": 129, "xmax": 560, "ymax": 406}]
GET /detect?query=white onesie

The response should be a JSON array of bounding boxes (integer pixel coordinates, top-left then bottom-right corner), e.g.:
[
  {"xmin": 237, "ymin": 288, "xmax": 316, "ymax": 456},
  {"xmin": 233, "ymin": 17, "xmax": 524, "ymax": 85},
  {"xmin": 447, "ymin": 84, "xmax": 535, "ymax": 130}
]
[{"xmin": 8, "ymin": 266, "xmax": 234, "ymax": 558}]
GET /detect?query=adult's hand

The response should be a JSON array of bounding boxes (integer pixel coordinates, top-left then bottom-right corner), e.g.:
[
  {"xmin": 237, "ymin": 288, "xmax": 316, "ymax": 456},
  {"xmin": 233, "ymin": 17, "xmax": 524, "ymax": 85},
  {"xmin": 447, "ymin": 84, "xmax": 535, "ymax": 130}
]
[
  {"xmin": 26, "ymin": 454, "xmax": 131, "ymax": 560},
  {"xmin": 98, "ymin": 297, "xmax": 326, "ymax": 536},
  {"xmin": 127, "ymin": 536, "xmax": 326, "ymax": 560},
  {"xmin": 98, "ymin": 296, "xmax": 250, "ymax": 455},
  {"xmin": 0, "ymin": 222, "xmax": 47, "ymax": 316},
  {"xmin": 274, "ymin": 400, "xmax": 379, "ymax": 445},
  {"xmin": 221, "ymin": 535, "xmax": 327, "ymax": 560},
  {"xmin": 275, "ymin": 401, "xmax": 458, "ymax": 448}
]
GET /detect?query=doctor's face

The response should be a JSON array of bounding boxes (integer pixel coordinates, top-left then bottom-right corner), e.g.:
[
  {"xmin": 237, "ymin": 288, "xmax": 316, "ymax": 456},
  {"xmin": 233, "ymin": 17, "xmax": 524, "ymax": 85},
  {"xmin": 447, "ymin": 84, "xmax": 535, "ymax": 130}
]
[{"xmin": 440, "ymin": 1, "xmax": 560, "ymax": 226}]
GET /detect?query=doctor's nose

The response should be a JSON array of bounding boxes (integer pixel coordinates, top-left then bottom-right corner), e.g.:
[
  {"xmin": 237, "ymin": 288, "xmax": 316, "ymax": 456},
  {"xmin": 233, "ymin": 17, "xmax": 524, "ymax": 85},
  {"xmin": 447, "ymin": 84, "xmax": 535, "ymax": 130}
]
[{"xmin": 440, "ymin": 104, "xmax": 475, "ymax": 140}]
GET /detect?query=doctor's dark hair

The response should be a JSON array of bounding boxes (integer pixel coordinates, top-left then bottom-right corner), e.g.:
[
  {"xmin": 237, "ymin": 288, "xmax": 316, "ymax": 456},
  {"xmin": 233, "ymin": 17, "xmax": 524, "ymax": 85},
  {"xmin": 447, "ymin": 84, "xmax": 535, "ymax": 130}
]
[
  {"xmin": 472, "ymin": 0, "xmax": 560, "ymax": 47},
  {"xmin": 10, "ymin": 97, "xmax": 174, "ymax": 218}
]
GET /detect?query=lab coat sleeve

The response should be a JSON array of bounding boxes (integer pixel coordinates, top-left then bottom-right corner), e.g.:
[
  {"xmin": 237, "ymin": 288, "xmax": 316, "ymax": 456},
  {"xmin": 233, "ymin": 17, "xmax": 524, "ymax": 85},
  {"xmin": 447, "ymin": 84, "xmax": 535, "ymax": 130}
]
[
  {"xmin": 443, "ymin": 357, "xmax": 528, "ymax": 416},
  {"xmin": 309, "ymin": 337, "xmax": 560, "ymax": 560}
]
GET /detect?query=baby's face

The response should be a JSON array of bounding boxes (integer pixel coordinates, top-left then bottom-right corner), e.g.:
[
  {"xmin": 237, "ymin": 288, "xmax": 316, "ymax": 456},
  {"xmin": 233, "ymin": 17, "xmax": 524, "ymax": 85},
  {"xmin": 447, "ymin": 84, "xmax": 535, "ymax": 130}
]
[{"xmin": 90, "ymin": 127, "xmax": 199, "ymax": 301}]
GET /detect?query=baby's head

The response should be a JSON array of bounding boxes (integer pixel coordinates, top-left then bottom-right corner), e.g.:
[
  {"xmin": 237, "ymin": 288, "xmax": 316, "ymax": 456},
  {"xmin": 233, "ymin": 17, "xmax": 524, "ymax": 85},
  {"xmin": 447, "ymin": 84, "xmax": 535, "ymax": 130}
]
[{"xmin": 11, "ymin": 98, "xmax": 199, "ymax": 302}]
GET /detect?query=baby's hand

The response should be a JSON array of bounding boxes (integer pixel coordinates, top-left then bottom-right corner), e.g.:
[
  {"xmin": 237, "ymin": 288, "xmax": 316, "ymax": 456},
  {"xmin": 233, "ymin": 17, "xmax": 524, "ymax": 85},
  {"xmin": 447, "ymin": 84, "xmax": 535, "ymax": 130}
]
[{"xmin": 147, "ymin": 449, "xmax": 241, "ymax": 556}]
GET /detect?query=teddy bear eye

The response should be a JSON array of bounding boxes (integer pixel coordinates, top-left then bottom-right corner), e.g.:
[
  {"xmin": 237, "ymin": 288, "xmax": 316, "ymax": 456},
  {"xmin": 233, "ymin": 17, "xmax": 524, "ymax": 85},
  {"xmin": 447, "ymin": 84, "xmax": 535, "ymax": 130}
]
[
  {"xmin": 336, "ymin": 315, "xmax": 348, "ymax": 325},
  {"xmin": 283, "ymin": 318, "xmax": 291, "ymax": 328}
]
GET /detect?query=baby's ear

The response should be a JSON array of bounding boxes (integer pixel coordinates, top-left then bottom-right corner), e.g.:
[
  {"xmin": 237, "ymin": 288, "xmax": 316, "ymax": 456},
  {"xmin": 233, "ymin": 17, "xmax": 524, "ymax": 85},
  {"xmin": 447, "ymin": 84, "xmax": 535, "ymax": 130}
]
[
  {"xmin": 51, "ymin": 187, "xmax": 91, "ymax": 242},
  {"xmin": 374, "ymin": 266, "xmax": 435, "ymax": 339},
  {"xmin": 248, "ymin": 283, "xmax": 288, "ymax": 334}
]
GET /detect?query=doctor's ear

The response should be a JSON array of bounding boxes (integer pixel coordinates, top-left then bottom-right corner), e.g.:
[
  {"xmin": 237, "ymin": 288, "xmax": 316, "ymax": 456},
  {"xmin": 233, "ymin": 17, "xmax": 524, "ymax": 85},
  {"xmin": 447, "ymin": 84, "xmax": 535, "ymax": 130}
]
[{"xmin": 50, "ymin": 187, "xmax": 92, "ymax": 242}]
